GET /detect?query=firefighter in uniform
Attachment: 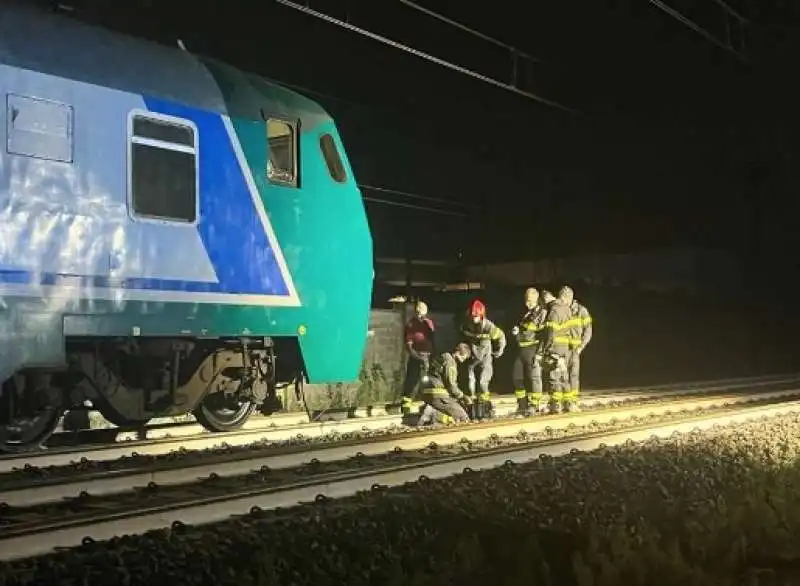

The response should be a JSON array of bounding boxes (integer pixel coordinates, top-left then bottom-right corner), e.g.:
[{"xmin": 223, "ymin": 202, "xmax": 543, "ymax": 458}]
[
  {"xmin": 560, "ymin": 286, "xmax": 593, "ymax": 411},
  {"xmin": 417, "ymin": 343, "xmax": 473, "ymax": 426},
  {"xmin": 538, "ymin": 288, "xmax": 572, "ymax": 414},
  {"xmin": 400, "ymin": 301, "xmax": 435, "ymax": 415},
  {"xmin": 460, "ymin": 299, "xmax": 506, "ymax": 419},
  {"xmin": 511, "ymin": 287, "xmax": 547, "ymax": 416}
]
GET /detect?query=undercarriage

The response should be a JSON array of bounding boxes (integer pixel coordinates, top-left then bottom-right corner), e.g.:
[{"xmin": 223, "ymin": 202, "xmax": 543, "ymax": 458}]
[{"xmin": 0, "ymin": 336, "xmax": 301, "ymax": 452}]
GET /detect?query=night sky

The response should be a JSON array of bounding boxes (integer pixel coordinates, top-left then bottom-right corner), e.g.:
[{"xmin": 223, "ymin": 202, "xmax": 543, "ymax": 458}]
[{"xmin": 45, "ymin": 0, "xmax": 800, "ymax": 279}]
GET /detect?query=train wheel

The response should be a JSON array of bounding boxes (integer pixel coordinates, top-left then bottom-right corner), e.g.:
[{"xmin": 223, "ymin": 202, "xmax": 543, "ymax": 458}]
[
  {"xmin": 0, "ymin": 406, "xmax": 63, "ymax": 453},
  {"xmin": 1, "ymin": 376, "xmax": 64, "ymax": 452},
  {"xmin": 193, "ymin": 392, "xmax": 255, "ymax": 432}
]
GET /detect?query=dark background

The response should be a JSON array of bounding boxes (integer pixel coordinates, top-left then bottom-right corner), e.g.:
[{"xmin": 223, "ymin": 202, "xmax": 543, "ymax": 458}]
[{"xmin": 38, "ymin": 0, "xmax": 800, "ymax": 386}]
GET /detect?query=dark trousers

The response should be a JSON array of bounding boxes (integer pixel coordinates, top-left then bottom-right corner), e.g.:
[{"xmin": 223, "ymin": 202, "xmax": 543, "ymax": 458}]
[
  {"xmin": 512, "ymin": 346, "xmax": 543, "ymax": 396},
  {"xmin": 403, "ymin": 353, "xmax": 430, "ymax": 397},
  {"xmin": 543, "ymin": 353, "xmax": 569, "ymax": 403},
  {"xmin": 565, "ymin": 349, "xmax": 581, "ymax": 403},
  {"xmin": 466, "ymin": 352, "xmax": 493, "ymax": 398},
  {"xmin": 512, "ymin": 345, "xmax": 543, "ymax": 411}
]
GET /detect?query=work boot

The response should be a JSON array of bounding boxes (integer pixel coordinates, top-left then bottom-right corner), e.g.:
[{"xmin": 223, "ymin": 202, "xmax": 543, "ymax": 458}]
[
  {"xmin": 548, "ymin": 400, "xmax": 562, "ymax": 415},
  {"xmin": 466, "ymin": 400, "xmax": 477, "ymax": 420},
  {"xmin": 529, "ymin": 394, "xmax": 548, "ymax": 415},
  {"xmin": 401, "ymin": 396, "xmax": 414, "ymax": 416},
  {"xmin": 515, "ymin": 397, "xmax": 529, "ymax": 418},
  {"xmin": 563, "ymin": 401, "xmax": 580, "ymax": 413},
  {"xmin": 474, "ymin": 400, "xmax": 494, "ymax": 420},
  {"xmin": 437, "ymin": 413, "xmax": 455, "ymax": 425}
]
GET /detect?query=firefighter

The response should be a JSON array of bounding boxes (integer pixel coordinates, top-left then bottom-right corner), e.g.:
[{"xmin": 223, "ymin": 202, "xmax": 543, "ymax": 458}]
[
  {"xmin": 417, "ymin": 343, "xmax": 473, "ymax": 426},
  {"xmin": 511, "ymin": 287, "xmax": 547, "ymax": 416},
  {"xmin": 400, "ymin": 300, "xmax": 435, "ymax": 414},
  {"xmin": 559, "ymin": 285, "xmax": 593, "ymax": 411},
  {"xmin": 538, "ymin": 288, "xmax": 571, "ymax": 414},
  {"xmin": 460, "ymin": 299, "xmax": 506, "ymax": 419}
]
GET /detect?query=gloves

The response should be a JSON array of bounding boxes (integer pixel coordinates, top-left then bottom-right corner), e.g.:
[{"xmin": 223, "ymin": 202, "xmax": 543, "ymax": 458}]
[
  {"xmin": 492, "ymin": 352, "xmax": 503, "ymax": 358},
  {"xmin": 511, "ymin": 326, "xmax": 520, "ymax": 336},
  {"xmin": 535, "ymin": 354, "xmax": 543, "ymax": 363}
]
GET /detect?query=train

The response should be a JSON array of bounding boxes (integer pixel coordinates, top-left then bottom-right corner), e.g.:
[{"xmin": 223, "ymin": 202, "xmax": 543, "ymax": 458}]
[{"xmin": 0, "ymin": 2, "xmax": 374, "ymax": 451}]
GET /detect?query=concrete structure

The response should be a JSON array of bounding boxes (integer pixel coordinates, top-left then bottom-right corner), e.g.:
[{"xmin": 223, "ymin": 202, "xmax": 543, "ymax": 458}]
[{"xmin": 466, "ymin": 248, "xmax": 741, "ymax": 293}]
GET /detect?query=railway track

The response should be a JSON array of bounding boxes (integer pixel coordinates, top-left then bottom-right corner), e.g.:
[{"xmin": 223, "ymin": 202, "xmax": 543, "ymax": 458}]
[
  {"xmin": 3, "ymin": 386, "xmax": 794, "ymax": 508},
  {"xmin": 5, "ymin": 374, "xmax": 796, "ymax": 473},
  {"xmin": 1, "ymin": 386, "xmax": 799, "ymax": 562},
  {"xmin": 51, "ymin": 373, "xmax": 800, "ymax": 442},
  {"xmin": 55, "ymin": 374, "xmax": 795, "ymax": 428}
]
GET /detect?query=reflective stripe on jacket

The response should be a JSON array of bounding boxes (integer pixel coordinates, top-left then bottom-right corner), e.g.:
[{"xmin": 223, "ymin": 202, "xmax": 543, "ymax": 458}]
[
  {"xmin": 461, "ymin": 318, "xmax": 506, "ymax": 359},
  {"xmin": 566, "ymin": 302, "xmax": 593, "ymax": 350},
  {"xmin": 423, "ymin": 352, "xmax": 465, "ymax": 399},
  {"xmin": 516, "ymin": 306, "xmax": 547, "ymax": 348},
  {"xmin": 540, "ymin": 300, "xmax": 571, "ymax": 356}
]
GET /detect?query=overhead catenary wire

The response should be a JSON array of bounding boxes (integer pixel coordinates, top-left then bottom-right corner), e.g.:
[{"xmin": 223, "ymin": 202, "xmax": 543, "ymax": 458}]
[
  {"xmin": 708, "ymin": 0, "xmax": 748, "ymax": 24},
  {"xmin": 358, "ymin": 184, "xmax": 480, "ymax": 210},
  {"xmin": 396, "ymin": 0, "xmax": 545, "ymax": 65},
  {"xmin": 274, "ymin": 0, "xmax": 577, "ymax": 114},
  {"xmin": 646, "ymin": 0, "xmax": 750, "ymax": 62},
  {"xmin": 361, "ymin": 196, "xmax": 469, "ymax": 217}
]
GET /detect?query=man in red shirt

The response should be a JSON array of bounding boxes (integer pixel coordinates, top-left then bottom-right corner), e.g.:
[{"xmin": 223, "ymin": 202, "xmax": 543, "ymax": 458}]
[{"xmin": 402, "ymin": 301, "xmax": 435, "ymax": 408}]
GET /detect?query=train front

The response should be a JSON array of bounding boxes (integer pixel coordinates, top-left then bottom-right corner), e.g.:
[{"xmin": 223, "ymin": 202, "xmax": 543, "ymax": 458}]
[
  {"xmin": 200, "ymin": 58, "xmax": 375, "ymax": 391},
  {"xmin": 288, "ymin": 118, "xmax": 374, "ymax": 385}
]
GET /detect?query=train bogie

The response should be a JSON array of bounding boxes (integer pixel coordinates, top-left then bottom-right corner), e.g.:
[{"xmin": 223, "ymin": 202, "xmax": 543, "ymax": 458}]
[{"xmin": 0, "ymin": 2, "xmax": 374, "ymax": 450}]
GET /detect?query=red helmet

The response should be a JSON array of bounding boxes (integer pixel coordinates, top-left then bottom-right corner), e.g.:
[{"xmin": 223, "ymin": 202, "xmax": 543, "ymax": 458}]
[{"xmin": 469, "ymin": 299, "xmax": 486, "ymax": 318}]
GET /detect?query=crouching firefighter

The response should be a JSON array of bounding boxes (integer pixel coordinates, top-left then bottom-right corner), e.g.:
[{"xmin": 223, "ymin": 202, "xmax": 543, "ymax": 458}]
[
  {"xmin": 461, "ymin": 300, "xmax": 506, "ymax": 420},
  {"xmin": 511, "ymin": 287, "xmax": 547, "ymax": 416},
  {"xmin": 539, "ymin": 289, "xmax": 572, "ymax": 414},
  {"xmin": 417, "ymin": 343, "xmax": 473, "ymax": 426}
]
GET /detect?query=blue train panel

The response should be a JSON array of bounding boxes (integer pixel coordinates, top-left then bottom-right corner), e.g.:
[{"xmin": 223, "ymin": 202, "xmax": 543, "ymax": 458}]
[{"xmin": 0, "ymin": 1, "xmax": 374, "ymax": 385}]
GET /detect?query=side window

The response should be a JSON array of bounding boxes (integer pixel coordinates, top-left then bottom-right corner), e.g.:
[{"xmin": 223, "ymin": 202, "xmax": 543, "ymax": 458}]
[
  {"xmin": 6, "ymin": 94, "xmax": 74, "ymax": 163},
  {"xmin": 266, "ymin": 119, "xmax": 297, "ymax": 186},
  {"xmin": 129, "ymin": 113, "xmax": 197, "ymax": 223},
  {"xmin": 319, "ymin": 133, "xmax": 347, "ymax": 183}
]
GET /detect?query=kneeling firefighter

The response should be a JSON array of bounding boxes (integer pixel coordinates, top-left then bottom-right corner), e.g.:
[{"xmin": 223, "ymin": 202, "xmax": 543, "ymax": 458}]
[
  {"xmin": 417, "ymin": 343, "xmax": 473, "ymax": 426},
  {"xmin": 511, "ymin": 287, "xmax": 547, "ymax": 416},
  {"xmin": 539, "ymin": 288, "xmax": 572, "ymax": 414},
  {"xmin": 460, "ymin": 299, "xmax": 506, "ymax": 419}
]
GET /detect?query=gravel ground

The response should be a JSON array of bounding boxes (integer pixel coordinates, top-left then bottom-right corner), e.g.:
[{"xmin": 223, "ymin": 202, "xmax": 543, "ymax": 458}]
[{"xmin": 3, "ymin": 410, "xmax": 800, "ymax": 585}]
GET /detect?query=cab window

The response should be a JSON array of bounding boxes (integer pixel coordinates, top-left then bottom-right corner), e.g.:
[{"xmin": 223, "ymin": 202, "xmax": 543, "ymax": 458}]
[
  {"xmin": 319, "ymin": 133, "xmax": 347, "ymax": 183},
  {"xmin": 267, "ymin": 119, "xmax": 297, "ymax": 187}
]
